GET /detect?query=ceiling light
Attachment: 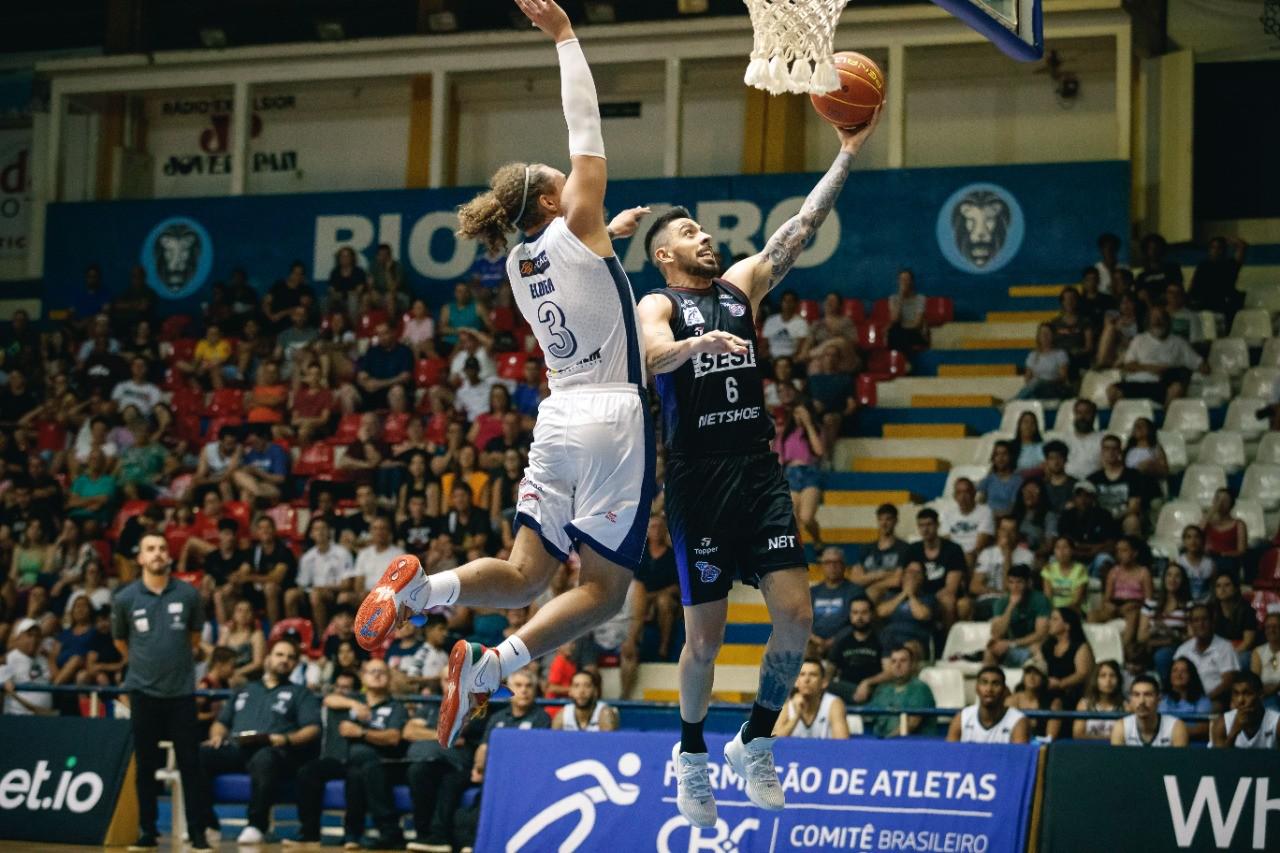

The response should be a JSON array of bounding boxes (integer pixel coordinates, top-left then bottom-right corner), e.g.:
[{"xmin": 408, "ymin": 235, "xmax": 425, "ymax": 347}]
[
  {"xmin": 314, "ymin": 19, "xmax": 346, "ymax": 41},
  {"xmin": 199, "ymin": 28, "xmax": 227, "ymax": 49},
  {"xmin": 584, "ymin": 2, "xmax": 617, "ymax": 24},
  {"xmin": 427, "ymin": 11, "xmax": 458, "ymax": 33}
]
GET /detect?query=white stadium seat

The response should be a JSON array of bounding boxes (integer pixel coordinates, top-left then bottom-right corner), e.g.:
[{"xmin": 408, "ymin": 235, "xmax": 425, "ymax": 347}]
[
  {"xmin": 938, "ymin": 622, "xmax": 992, "ymax": 676},
  {"xmin": 1260, "ymin": 338, "xmax": 1280, "ymax": 369},
  {"xmin": 1149, "ymin": 500, "xmax": 1204, "ymax": 558},
  {"xmin": 1240, "ymin": 367, "xmax": 1280, "ymax": 403},
  {"xmin": 1178, "ymin": 464, "xmax": 1228, "ymax": 509},
  {"xmin": 970, "ymin": 431, "xmax": 1012, "ymax": 465},
  {"xmin": 1245, "ymin": 286, "xmax": 1280, "ymax": 313},
  {"xmin": 1052, "ymin": 398, "xmax": 1096, "ymax": 433},
  {"xmin": 1229, "ymin": 308, "xmax": 1274, "ymax": 345},
  {"xmin": 1196, "ymin": 311, "xmax": 1222, "ymax": 342},
  {"xmin": 1083, "ymin": 620, "xmax": 1125, "ymax": 665},
  {"xmin": 919, "ymin": 667, "xmax": 966, "ymax": 709},
  {"xmin": 1188, "ymin": 371, "xmax": 1232, "ymax": 409},
  {"xmin": 943, "ymin": 465, "xmax": 992, "ymax": 499},
  {"xmin": 1163, "ymin": 399, "xmax": 1210, "ymax": 442},
  {"xmin": 845, "ymin": 714, "xmax": 864, "ymax": 735},
  {"xmin": 1240, "ymin": 463, "xmax": 1280, "ymax": 513},
  {"xmin": 999, "ymin": 400, "xmax": 1046, "ymax": 435},
  {"xmin": 1108, "ymin": 398, "xmax": 1156, "ymax": 438},
  {"xmin": 1256, "ymin": 432, "xmax": 1280, "ymax": 466},
  {"xmin": 1209, "ymin": 338, "xmax": 1250, "ymax": 378},
  {"xmin": 1224, "ymin": 397, "xmax": 1269, "ymax": 440},
  {"xmin": 1158, "ymin": 430, "xmax": 1188, "ymax": 475},
  {"xmin": 1079, "ymin": 370, "xmax": 1120, "ymax": 409},
  {"xmin": 1195, "ymin": 430, "xmax": 1247, "ymax": 474},
  {"xmin": 1232, "ymin": 499, "xmax": 1268, "ymax": 548}
]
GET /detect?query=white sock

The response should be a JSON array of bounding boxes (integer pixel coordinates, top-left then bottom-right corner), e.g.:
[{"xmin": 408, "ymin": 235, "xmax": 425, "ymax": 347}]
[
  {"xmin": 495, "ymin": 636, "xmax": 532, "ymax": 679},
  {"xmin": 426, "ymin": 570, "xmax": 460, "ymax": 608}
]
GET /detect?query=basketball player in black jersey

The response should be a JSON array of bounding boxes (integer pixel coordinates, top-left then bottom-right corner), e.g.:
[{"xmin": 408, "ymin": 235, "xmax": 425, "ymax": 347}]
[{"xmin": 637, "ymin": 110, "xmax": 881, "ymax": 827}]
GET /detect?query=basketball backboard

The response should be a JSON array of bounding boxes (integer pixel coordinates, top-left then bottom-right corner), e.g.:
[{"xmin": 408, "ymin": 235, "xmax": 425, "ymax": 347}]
[{"xmin": 932, "ymin": 0, "xmax": 1044, "ymax": 61}]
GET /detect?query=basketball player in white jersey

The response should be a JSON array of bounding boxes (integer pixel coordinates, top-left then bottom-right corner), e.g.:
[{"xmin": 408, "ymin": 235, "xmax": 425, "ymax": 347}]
[
  {"xmin": 1210, "ymin": 671, "xmax": 1280, "ymax": 749},
  {"xmin": 354, "ymin": 0, "xmax": 680, "ymax": 748},
  {"xmin": 773, "ymin": 658, "xmax": 850, "ymax": 739},
  {"xmin": 553, "ymin": 670, "xmax": 619, "ymax": 732},
  {"xmin": 1111, "ymin": 675, "xmax": 1189, "ymax": 747},
  {"xmin": 947, "ymin": 666, "xmax": 1030, "ymax": 744}
]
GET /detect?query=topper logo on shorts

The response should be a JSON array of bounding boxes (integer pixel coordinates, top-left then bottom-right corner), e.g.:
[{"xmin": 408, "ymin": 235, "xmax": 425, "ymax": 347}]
[
  {"xmin": 519, "ymin": 252, "xmax": 551, "ymax": 277},
  {"xmin": 694, "ymin": 537, "xmax": 718, "ymax": 556},
  {"xmin": 696, "ymin": 561, "xmax": 721, "ymax": 583}
]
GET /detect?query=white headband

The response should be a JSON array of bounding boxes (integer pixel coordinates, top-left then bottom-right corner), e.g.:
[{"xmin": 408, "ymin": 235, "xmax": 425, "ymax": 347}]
[{"xmin": 513, "ymin": 165, "xmax": 532, "ymax": 227}]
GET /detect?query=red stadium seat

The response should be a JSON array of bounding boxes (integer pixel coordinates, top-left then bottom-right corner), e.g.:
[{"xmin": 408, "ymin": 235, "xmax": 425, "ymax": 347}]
[
  {"xmin": 168, "ymin": 338, "xmax": 197, "ymax": 364},
  {"xmin": 160, "ymin": 315, "xmax": 194, "ymax": 342},
  {"xmin": 35, "ymin": 421, "xmax": 67, "ymax": 453},
  {"xmin": 924, "ymin": 296, "xmax": 955, "ymax": 327},
  {"xmin": 269, "ymin": 617, "xmax": 318, "ymax": 658},
  {"xmin": 294, "ymin": 443, "xmax": 335, "ymax": 477},
  {"xmin": 842, "ymin": 298, "xmax": 865, "ymax": 324},
  {"xmin": 357, "ymin": 310, "xmax": 389, "ymax": 339},
  {"xmin": 382, "ymin": 412, "xmax": 411, "ymax": 445},
  {"xmin": 224, "ymin": 501, "xmax": 252, "ymax": 535},
  {"xmin": 856, "ymin": 322, "xmax": 889, "ymax": 351},
  {"xmin": 798, "ymin": 299, "xmax": 821, "ymax": 323},
  {"xmin": 491, "ymin": 305, "xmax": 516, "ymax": 334},
  {"xmin": 1254, "ymin": 548, "xmax": 1280, "ymax": 592},
  {"xmin": 856, "ymin": 374, "xmax": 879, "ymax": 408},
  {"xmin": 208, "ymin": 388, "xmax": 245, "ymax": 419},
  {"xmin": 109, "ymin": 500, "xmax": 152, "ymax": 542},
  {"xmin": 498, "ymin": 351, "xmax": 530, "ymax": 382},
  {"xmin": 170, "ymin": 387, "xmax": 206, "ymax": 417},
  {"xmin": 329, "ymin": 413, "xmax": 362, "ymax": 445},
  {"xmin": 204, "ymin": 416, "xmax": 242, "ymax": 441},
  {"xmin": 164, "ymin": 525, "xmax": 195, "ymax": 562},
  {"xmin": 415, "ymin": 357, "xmax": 447, "ymax": 389},
  {"xmin": 866, "ymin": 349, "xmax": 909, "ymax": 379},
  {"xmin": 870, "ymin": 299, "xmax": 891, "ymax": 326}
]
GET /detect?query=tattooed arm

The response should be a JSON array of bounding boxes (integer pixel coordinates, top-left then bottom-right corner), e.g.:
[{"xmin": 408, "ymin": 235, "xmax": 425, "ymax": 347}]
[
  {"xmin": 636, "ymin": 293, "xmax": 749, "ymax": 375},
  {"xmin": 723, "ymin": 108, "xmax": 883, "ymax": 307}
]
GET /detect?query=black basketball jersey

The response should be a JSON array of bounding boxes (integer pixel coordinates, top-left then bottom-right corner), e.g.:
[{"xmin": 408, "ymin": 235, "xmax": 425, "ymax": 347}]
[{"xmin": 653, "ymin": 279, "xmax": 773, "ymax": 455}]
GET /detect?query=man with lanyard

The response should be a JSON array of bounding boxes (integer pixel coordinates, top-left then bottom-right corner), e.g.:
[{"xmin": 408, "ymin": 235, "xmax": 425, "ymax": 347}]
[
  {"xmin": 1110, "ymin": 675, "xmax": 1188, "ymax": 747},
  {"xmin": 290, "ymin": 658, "xmax": 408, "ymax": 848},
  {"xmin": 948, "ymin": 667, "xmax": 1030, "ymax": 744},
  {"xmin": 199, "ymin": 639, "xmax": 321, "ymax": 844},
  {"xmin": 111, "ymin": 533, "xmax": 211, "ymax": 852}
]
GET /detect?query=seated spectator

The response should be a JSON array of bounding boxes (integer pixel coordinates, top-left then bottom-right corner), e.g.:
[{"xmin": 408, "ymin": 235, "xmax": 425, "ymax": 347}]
[
  {"xmin": 1251, "ymin": 612, "xmax": 1280, "ymax": 712},
  {"xmin": 1175, "ymin": 603, "xmax": 1239, "ymax": 706},
  {"xmin": 468, "ymin": 385, "xmax": 514, "ymax": 460},
  {"xmin": 1188, "ymin": 235, "xmax": 1247, "ymax": 320},
  {"xmin": 235, "ymin": 516, "xmax": 297, "ymax": 626},
  {"xmin": 322, "ymin": 639, "xmax": 365, "ymax": 687},
  {"xmin": 262, "ymin": 262, "xmax": 315, "ymax": 333},
  {"xmin": 1160, "ymin": 656, "xmax": 1212, "ymax": 741},
  {"xmin": 1093, "ymin": 233, "xmax": 1126, "ymax": 294},
  {"xmin": 7, "ymin": 517, "xmax": 53, "ymax": 603},
  {"xmin": 1095, "ymin": 536, "xmax": 1154, "ymax": 637},
  {"xmin": 63, "ymin": 559, "xmax": 112, "ymax": 618},
  {"xmin": 948, "ymin": 667, "xmax": 1029, "ymax": 744},
  {"xmin": 400, "ymin": 493, "xmax": 440, "ymax": 556},
  {"xmin": 193, "ymin": 426, "xmax": 242, "ymax": 503},
  {"xmin": 275, "ymin": 306, "xmax": 319, "ymax": 379},
  {"xmin": 327, "ymin": 245, "xmax": 365, "ymax": 313},
  {"xmin": 289, "ymin": 362, "xmax": 335, "ymax": 444},
  {"xmin": 455, "ymin": 356, "xmax": 508, "ymax": 424},
  {"xmin": 904, "ymin": 505, "xmax": 969, "ymax": 624},
  {"xmin": 177, "ymin": 323, "xmax": 235, "ymax": 389},
  {"xmin": 1049, "ymin": 287, "xmax": 1093, "ymax": 375},
  {"xmin": 401, "ymin": 298, "xmax": 437, "ymax": 358},
  {"xmin": 296, "ymin": 657, "xmax": 407, "ymax": 849},
  {"xmin": 481, "ymin": 413, "xmax": 532, "ymax": 475},
  {"xmin": 218, "ymin": 599, "xmax": 266, "ymax": 686},
  {"xmin": 232, "ymin": 426, "xmax": 289, "ymax": 505},
  {"xmin": 1095, "ymin": 290, "xmax": 1143, "ymax": 368},
  {"xmin": 774, "ymin": 658, "xmax": 850, "ymax": 739},
  {"xmin": 341, "ymin": 484, "xmax": 390, "ymax": 551},
  {"xmin": 1037, "ymin": 606, "xmax": 1094, "ymax": 708},
  {"xmin": 512, "ymin": 357, "xmax": 547, "ymax": 418},
  {"xmin": 810, "ymin": 547, "xmax": 864, "ymax": 654},
  {"xmin": 111, "ymin": 355, "xmax": 164, "ymax": 418},
  {"xmin": 438, "ymin": 282, "xmax": 485, "ymax": 351},
  {"xmin": 1057, "ymin": 482, "xmax": 1119, "ymax": 578},
  {"xmin": 403, "ymin": 689, "xmax": 488, "ymax": 853},
  {"xmin": 1088, "ymin": 434, "xmax": 1154, "ymax": 537},
  {"xmin": 1007, "ymin": 661, "xmax": 1061, "ymax": 741},
  {"xmin": 553, "ymin": 670, "xmax": 619, "ymax": 732},
  {"xmin": 1210, "ymin": 671, "xmax": 1278, "ymax": 749},
  {"xmin": 1011, "ymin": 480, "xmax": 1056, "ymax": 560},
  {"xmin": 799, "ymin": 291, "xmax": 859, "ymax": 373},
  {"xmin": 1062, "ymin": 400, "xmax": 1103, "ymax": 480},
  {"xmin": 1110, "ymin": 674, "xmax": 1189, "ymax": 747},
  {"xmin": 400, "ymin": 615, "xmax": 450, "ymax": 695},
  {"xmin": 50, "ymin": 595, "xmax": 97, "ymax": 691},
  {"xmin": 67, "ymin": 448, "xmax": 117, "ymax": 526},
  {"xmin": 1138, "ymin": 563, "xmax": 1192, "ymax": 685},
  {"xmin": 876, "ymin": 561, "xmax": 937, "ymax": 653},
  {"xmin": 354, "ymin": 517, "xmax": 402, "ymax": 597},
  {"xmin": 441, "ymin": 483, "xmax": 489, "ymax": 560},
  {"xmin": 199, "ymin": 640, "xmax": 322, "ymax": 845},
  {"xmin": 1176, "ymin": 525, "xmax": 1216, "ymax": 603},
  {"xmin": 762, "ymin": 289, "xmax": 811, "ymax": 361},
  {"xmin": 448, "ymin": 327, "xmax": 496, "ymax": 385},
  {"xmin": 972, "ymin": 516, "xmax": 1036, "ymax": 612},
  {"xmin": 984, "ymin": 564, "xmax": 1050, "ymax": 667},
  {"xmin": 1135, "ymin": 233, "xmax": 1183, "ymax": 304},
  {"xmin": 293, "ymin": 516, "xmax": 357, "ymax": 630},
  {"xmin": 775, "ymin": 401, "xmax": 825, "ymax": 548},
  {"xmin": 868, "ymin": 646, "xmax": 935, "ymax": 738},
  {"xmin": 1042, "ymin": 536, "xmax": 1088, "ymax": 611},
  {"xmin": 1009, "ymin": 412, "xmax": 1046, "ymax": 472},
  {"xmin": 1203, "ymin": 489, "xmax": 1247, "ymax": 581},
  {"xmin": 848, "ymin": 503, "xmax": 910, "ymax": 600},
  {"xmin": 1123, "ymin": 417, "xmax": 1168, "ymax": 481},
  {"xmin": 939, "ymin": 478, "xmax": 994, "ymax": 569},
  {"xmin": 977, "ymin": 441, "xmax": 1023, "ymax": 518},
  {"xmin": 1209, "ymin": 572, "xmax": 1257, "ymax": 671},
  {"xmin": 887, "ymin": 269, "xmax": 929, "ymax": 351},
  {"xmin": 1108, "ymin": 308, "xmax": 1207, "ymax": 408},
  {"xmin": 621, "ymin": 514, "xmax": 681, "ymax": 697},
  {"xmin": 1163, "ymin": 283, "xmax": 1203, "ymax": 347},
  {"xmin": 1073, "ymin": 661, "xmax": 1125, "ymax": 740},
  {"xmin": 440, "ymin": 446, "xmax": 491, "ymax": 511},
  {"xmin": 1078, "ymin": 264, "xmax": 1116, "ymax": 331},
  {"xmin": 353, "ymin": 322, "xmax": 413, "ymax": 410},
  {"xmin": 335, "ymin": 413, "xmax": 388, "ymax": 489},
  {"xmin": 1038, "ymin": 440, "xmax": 1076, "ymax": 516},
  {"xmin": 3, "ymin": 617, "xmax": 53, "ymax": 715},
  {"xmin": 827, "ymin": 597, "xmax": 889, "ymax": 706},
  {"xmin": 1014, "ymin": 324, "xmax": 1072, "ymax": 400},
  {"xmin": 245, "ymin": 362, "xmax": 288, "ymax": 428},
  {"xmin": 197, "ymin": 647, "xmax": 238, "ymax": 735}
]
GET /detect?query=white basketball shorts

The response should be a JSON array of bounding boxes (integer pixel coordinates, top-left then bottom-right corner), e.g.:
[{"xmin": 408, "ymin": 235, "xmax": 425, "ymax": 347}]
[{"xmin": 513, "ymin": 384, "xmax": 654, "ymax": 570}]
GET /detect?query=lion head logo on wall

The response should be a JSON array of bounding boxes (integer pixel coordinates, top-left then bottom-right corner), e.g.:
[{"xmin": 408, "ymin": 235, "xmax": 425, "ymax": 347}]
[
  {"xmin": 935, "ymin": 183, "xmax": 1024, "ymax": 275},
  {"xmin": 140, "ymin": 216, "xmax": 213, "ymax": 300}
]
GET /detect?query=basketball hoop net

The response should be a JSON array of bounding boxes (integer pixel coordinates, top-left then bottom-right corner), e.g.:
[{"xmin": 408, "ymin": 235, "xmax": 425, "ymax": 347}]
[{"xmin": 742, "ymin": 0, "xmax": 846, "ymax": 95}]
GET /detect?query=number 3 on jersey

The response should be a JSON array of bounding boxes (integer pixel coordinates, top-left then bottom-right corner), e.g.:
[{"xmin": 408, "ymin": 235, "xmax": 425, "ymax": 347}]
[{"xmin": 537, "ymin": 300, "xmax": 578, "ymax": 359}]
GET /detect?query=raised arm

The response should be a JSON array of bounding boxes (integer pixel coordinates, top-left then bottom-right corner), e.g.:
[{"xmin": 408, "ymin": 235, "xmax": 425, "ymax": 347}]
[
  {"xmin": 723, "ymin": 110, "xmax": 881, "ymax": 305},
  {"xmin": 636, "ymin": 293, "xmax": 747, "ymax": 375}
]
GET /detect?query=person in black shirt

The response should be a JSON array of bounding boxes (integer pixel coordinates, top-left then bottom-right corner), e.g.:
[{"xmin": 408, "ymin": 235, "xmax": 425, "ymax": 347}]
[
  {"xmin": 1189, "ymin": 236, "xmax": 1247, "ymax": 320},
  {"xmin": 232, "ymin": 515, "xmax": 297, "ymax": 624},
  {"xmin": 481, "ymin": 412, "xmax": 533, "ymax": 472},
  {"xmin": 398, "ymin": 493, "xmax": 439, "ymax": 555},
  {"xmin": 322, "ymin": 606, "xmax": 371, "ymax": 664},
  {"xmin": 1077, "ymin": 266, "xmax": 1116, "ymax": 334},
  {"xmin": 339, "ymin": 483, "xmax": 387, "ymax": 551},
  {"xmin": 1057, "ymin": 482, "xmax": 1120, "ymax": 578},
  {"xmin": 1135, "ymin": 233, "xmax": 1183, "ymax": 305},
  {"xmin": 0, "ymin": 368, "xmax": 41, "ymax": 427},
  {"xmin": 1087, "ymin": 434, "xmax": 1155, "ymax": 537},
  {"xmin": 849, "ymin": 503, "xmax": 910, "ymax": 600},
  {"xmin": 202, "ymin": 518, "xmax": 250, "ymax": 625},
  {"xmin": 826, "ymin": 597, "xmax": 888, "ymax": 706},
  {"xmin": 442, "ymin": 482, "xmax": 490, "ymax": 559},
  {"xmin": 901, "ymin": 507, "xmax": 970, "ymax": 626},
  {"xmin": 262, "ymin": 261, "xmax": 316, "ymax": 333}
]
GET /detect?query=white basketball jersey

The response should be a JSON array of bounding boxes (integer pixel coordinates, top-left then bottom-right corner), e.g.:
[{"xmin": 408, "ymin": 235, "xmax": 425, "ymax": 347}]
[
  {"xmin": 561, "ymin": 701, "xmax": 609, "ymax": 732},
  {"xmin": 1215, "ymin": 709, "xmax": 1280, "ymax": 750},
  {"xmin": 959, "ymin": 704, "xmax": 1025, "ymax": 744},
  {"xmin": 1122, "ymin": 713, "xmax": 1179, "ymax": 746},
  {"xmin": 792, "ymin": 693, "xmax": 838, "ymax": 739},
  {"xmin": 508, "ymin": 217, "xmax": 645, "ymax": 392}
]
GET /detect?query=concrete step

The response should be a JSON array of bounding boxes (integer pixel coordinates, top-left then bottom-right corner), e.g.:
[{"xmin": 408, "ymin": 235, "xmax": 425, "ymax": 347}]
[
  {"xmin": 912, "ymin": 393, "xmax": 999, "ymax": 407},
  {"xmin": 857, "ymin": 407, "xmax": 1001, "ymax": 436},
  {"xmin": 933, "ymin": 321, "xmax": 1040, "ymax": 348},
  {"xmin": 847, "ymin": 456, "xmax": 951, "ymax": 473},
  {"xmin": 1010, "ymin": 284, "xmax": 1069, "ymax": 297},
  {"xmin": 818, "ymin": 503, "xmax": 919, "ymax": 529},
  {"xmin": 936, "ymin": 363, "xmax": 1019, "ymax": 377},
  {"xmin": 826, "ymin": 489, "xmax": 915, "ymax": 505},
  {"xmin": 874, "ymin": 376, "xmax": 1023, "ymax": 407},
  {"xmin": 882, "ymin": 423, "xmax": 968, "ymax": 438},
  {"xmin": 988, "ymin": 310, "xmax": 1057, "ymax": 323},
  {"xmin": 839, "ymin": 436, "xmax": 981, "ymax": 464}
]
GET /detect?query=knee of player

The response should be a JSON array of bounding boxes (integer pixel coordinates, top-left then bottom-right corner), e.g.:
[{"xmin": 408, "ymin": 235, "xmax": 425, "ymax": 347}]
[
  {"xmin": 685, "ymin": 632, "xmax": 724, "ymax": 665},
  {"xmin": 775, "ymin": 597, "xmax": 814, "ymax": 635}
]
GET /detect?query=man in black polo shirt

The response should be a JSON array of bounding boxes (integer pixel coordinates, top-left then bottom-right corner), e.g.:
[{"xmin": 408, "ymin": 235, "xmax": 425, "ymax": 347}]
[
  {"xmin": 901, "ymin": 507, "xmax": 969, "ymax": 625},
  {"xmin": 202, "ymin": 517, "xmax": 250, "ymax": 624},
  {"xmin": 111, "ymin": 533, "xmax": 211, "ymax": 853},
  {"xmin": 1058, "ymin": 481, "xmax": 1120, "ymax": 578},
  {"xmin": 826, "ymin": 597, "xmax": 889, "ymax": 706},
  {"xmin": 199, "ymin": 639, "xmax": 321, "ymax": 845},
  {"xmin": 292, "ymin": 658, "xmax": 408, "ymax": 848}
]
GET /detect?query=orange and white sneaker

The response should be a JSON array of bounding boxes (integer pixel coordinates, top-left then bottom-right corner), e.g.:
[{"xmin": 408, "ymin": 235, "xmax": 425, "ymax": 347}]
[
  {"xmin": 354, "ymin": 554, "xmax": 429, "ymax": 651},
  {"xmin": 438, "ymin": 640, "xmax": 496, "ymax": 748}
]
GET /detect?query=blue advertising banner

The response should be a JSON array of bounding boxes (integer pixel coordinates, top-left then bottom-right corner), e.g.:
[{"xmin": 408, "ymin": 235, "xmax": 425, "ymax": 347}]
[
  {"xmin": 476, "ymin": 730, "xmax": 1038, "ymax": 853},
  {"xmin": 44, "ymin": 161, "xmax": 1127, "ymax": 312}
]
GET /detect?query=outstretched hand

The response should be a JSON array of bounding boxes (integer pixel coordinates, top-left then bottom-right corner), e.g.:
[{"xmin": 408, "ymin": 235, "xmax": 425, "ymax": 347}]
[
  {"xmin": 691, "ymin": 329, "xmax": 749, "ymax": 357},
  {"xmin": 607, "ymin": 206, "xmax": 652, "ymax": 239},
  {"xmin": 837, "ymin": 105, "xmax": 883, "ymax": 156},
  {"xmin": 514, "ymin": 0, "xmax": 574, "ymax": 42}
]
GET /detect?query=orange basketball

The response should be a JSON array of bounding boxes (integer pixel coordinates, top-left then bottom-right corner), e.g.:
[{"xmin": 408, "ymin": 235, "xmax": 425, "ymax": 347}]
[{"xmin": 810, "ymin": 52, "xmax": 885, "ymax": 129}]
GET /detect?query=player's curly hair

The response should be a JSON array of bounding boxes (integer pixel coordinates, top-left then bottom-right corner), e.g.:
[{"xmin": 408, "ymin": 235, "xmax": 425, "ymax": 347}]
[{"xmin": 456, "ymin": 162, "xmax": 558, "ymax": 255}]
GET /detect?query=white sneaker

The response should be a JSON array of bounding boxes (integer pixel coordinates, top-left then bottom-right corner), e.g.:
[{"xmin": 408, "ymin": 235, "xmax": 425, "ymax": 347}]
[
  {"xmin": 723, "ymin": 724, "xmax": 785, "ymax": 811},
  {"xmin": 205, "ymin": 828, "xmax": 222, "ymax": 849},
  {"xmin": 237, "ymin": 825, "xmax": 266, "ymax": 845},
  {"xmin": 407, "ymin": 843, "xmax": 452, "ymax": 852},
  {"xmin": 671, "ymin": 742, "xmax": 717, "ymax": 828}
]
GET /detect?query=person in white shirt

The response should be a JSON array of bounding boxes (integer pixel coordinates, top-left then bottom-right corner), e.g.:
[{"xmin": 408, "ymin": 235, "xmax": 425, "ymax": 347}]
[
  {"xmin": 761, "ymin": 290, "xmax": 811, "ymax": 360},
  {"xmin": 1174, "ymin": 604, "xmax": 1239, "ymax": 704},
  {"xmin": 354, "ymin": 516, "xmax": 402, "ymax": 594},
  {"xmin": 454, "ymin": 357, "xmax": 512, "ymax": 424},
  {"xmin": 772, "ymin": 658, "xmax": 849, "ymax": 739},
  {"xmin": 446, "ymin": 328, "xmax": 497, "ymax": 382},
  {"xmin": 947, "ymin": 667, "xmax": 1029, "ymax": 744},
  {"xmin": 1107, "ymin": 308, "xmax": 1208, "ymax": 408},
  {"xmin": 400, "ymin": 615, "xmax": 451, "ymax": 693},
  {"xmin": 1111, "ymin": 675, "xmax": 1188, "ymax": 747},
  {"xmin": 1062, "ymin": 399, "xmax": 1104, "ymax": 480},
  {"xmin": 971, "ymin": 516, "xmax": 1035, "ymax": 610},
  {"xmin": 1210, "ymin": 671, "xmax": 1279, "ymax": 749},
  {"xmin": 939, "ymin": 478, "xmax": 994, "ymax": 567},
  {"xmin": 111, "ymin": 357, "xmax": 164, "ymax": 418},
  {"xmin": 295, "ymin": 517, "xmax": 357, "ymax": 631},
  {"xmin": 553, "ymin": 670, "xmax": 620, "ymax": 732},
  {"xmin": 3, "ymin": 619, "xmax": 54, "ymax": 716}
]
